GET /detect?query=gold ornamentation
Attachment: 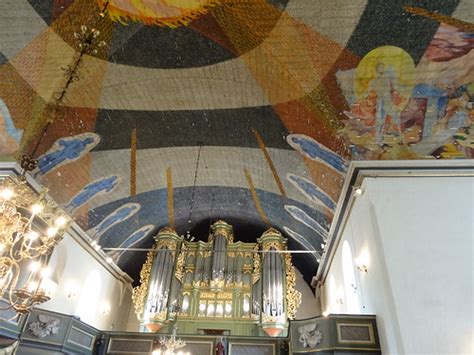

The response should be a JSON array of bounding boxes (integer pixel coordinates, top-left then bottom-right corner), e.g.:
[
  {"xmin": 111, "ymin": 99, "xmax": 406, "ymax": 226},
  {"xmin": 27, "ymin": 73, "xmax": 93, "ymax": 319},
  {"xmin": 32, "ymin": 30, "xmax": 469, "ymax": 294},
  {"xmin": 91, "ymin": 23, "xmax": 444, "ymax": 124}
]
[
  {"xmin": 175, "ymin": 243, "xmax": 187, "ymax": 282},
  {"xmin": 252, "ymin": 245, "xmax": 261, "ymax": 284},
  {"xmin": 192, "ymin": 280, "xmax": 203, "ymax": 288},
  {"xmin": 132, "ymin": 248, "xmax": 155, "ymax": 318},
  {"xmin": 261, "ymin": 228, "xmax": 282, "ymax": 238},
  {"xmin": 200, "ymin": 291, "xmax": 232, "ymax": 300},
  {"xmin": 262, "ymin": 314, "xmax": 284, "ymax": 323},
  {"xmin": 157, "ymin": 239, "xmax": 179, "ymax": 260},
  {"xmin": 262, "ymin": 241, "xmax": 284, "ymax": 251},
  {"xmin": 145, "ymin": 310, "xmax": 167, "ymax": 322},
  {"xmin": 219, "ymin": 292, "xmax": 233, "ymax": 300},
  {"xmin": 210, "ymin": 220, "xmax": 234, "ymax": 243},
  {"xmin": 210, "ymin": 278, "xmax": 225, "ymax": 289},
  {"xmin": 157, "ymin": 226, "xmax": 178, "ymax": 235},
  {"xmin": 285, "ymin": 254, "xmax": 301, "ymax": 320},
  {"xmin": 0, "ymin": 176, "xmax": 71, "ymax": 318},
  {"xmin": 19, "ymin": 154, "xmax": 38, "ymax": 172},
  {"xmin": 200, "ymin": 292, "xmax": 216, "ymax": 299}
]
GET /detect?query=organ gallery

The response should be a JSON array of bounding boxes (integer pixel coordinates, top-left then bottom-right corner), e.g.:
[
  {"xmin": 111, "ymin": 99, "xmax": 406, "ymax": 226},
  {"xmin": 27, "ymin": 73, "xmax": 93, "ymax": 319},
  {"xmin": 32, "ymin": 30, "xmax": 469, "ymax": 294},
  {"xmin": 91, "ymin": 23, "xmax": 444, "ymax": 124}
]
[{"xmin": 132, "ymin": 220, "xmax": 302, "ymax": 337}]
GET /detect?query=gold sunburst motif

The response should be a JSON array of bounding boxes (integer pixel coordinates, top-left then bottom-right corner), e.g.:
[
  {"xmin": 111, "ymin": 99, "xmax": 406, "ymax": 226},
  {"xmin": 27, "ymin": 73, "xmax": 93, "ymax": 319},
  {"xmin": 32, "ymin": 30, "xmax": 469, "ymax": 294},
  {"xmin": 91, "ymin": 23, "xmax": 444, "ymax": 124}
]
[{"xmin": 98, "ymin": 0, "xmax": 221, "ymax": 28}]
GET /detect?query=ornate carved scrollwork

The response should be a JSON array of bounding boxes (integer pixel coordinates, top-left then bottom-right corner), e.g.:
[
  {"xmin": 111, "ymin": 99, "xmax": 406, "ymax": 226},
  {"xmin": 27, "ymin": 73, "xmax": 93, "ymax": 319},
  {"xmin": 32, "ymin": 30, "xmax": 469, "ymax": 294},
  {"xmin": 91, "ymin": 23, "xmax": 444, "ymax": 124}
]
[
  {"xmin": 262, "ymin": 314, "xmax": 283, "ymax": 323},
  {"xmin": 132, "ymin": 248, "xmax": 155, "ymax": 318},
  {"xmin": 209, "ymin": 220, "xmax": 234, "ymax": 243},
  {"xmin": 285, "ymin": 254, "xmax": 301, "ymax": 320},
  {"xmin": 261, "ymin": 228, "xmax": 282, "ymax": 238},
  {"xmin": 262, "ymin": 241, "xmax": 285, "ymax": 251},
  {"xmin": 175, "ymin": 243, "xmax": 187, "ymax": 282},
  {"xmin": 252, "ymin": 244, "xmax": 261, "ymax": 284}
]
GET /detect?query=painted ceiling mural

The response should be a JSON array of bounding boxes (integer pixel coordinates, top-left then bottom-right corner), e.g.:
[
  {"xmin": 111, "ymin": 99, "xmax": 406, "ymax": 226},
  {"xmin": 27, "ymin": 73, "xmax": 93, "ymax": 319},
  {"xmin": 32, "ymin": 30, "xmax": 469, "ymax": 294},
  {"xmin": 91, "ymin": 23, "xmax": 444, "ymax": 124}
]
[{"xmin": 0, "ymin": 0, "xmax": 472, "ymax": 284}]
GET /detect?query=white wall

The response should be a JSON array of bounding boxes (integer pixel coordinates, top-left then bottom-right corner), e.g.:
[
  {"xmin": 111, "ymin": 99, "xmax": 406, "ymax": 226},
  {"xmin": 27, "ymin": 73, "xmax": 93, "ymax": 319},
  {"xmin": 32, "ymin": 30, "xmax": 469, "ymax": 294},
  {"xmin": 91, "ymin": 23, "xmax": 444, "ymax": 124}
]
[
  {"xmin": 295, "ymin": 269, "xmax": 320, "ymax": 320},
  {"xmin": 321, "ymin": 176, "xmax": 473, "ymax": 354},
  {"xmin": 39, "ymin": 233, "xmax": 133, "ymax": 331}
]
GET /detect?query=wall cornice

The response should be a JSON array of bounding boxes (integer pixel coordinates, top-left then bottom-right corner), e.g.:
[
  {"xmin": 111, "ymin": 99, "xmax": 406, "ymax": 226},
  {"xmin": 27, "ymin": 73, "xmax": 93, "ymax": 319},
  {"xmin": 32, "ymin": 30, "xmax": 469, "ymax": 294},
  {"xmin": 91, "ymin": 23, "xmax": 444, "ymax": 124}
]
[{"xmin": 315, "ymin": 159, "xmax": 474, "ymax": 283}]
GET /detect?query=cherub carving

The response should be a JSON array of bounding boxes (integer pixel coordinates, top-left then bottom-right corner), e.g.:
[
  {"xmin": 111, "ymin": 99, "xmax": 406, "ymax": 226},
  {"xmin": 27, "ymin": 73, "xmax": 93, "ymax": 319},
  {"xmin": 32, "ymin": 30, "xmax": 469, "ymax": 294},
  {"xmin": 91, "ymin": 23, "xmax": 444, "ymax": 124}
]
[
  {"xmin": 28, "ymin": 314, "xmax": 60, "ymax": 338},
  {"xmin": 298, "ymin": 322, "xmax": 323, "ymax": 348}
]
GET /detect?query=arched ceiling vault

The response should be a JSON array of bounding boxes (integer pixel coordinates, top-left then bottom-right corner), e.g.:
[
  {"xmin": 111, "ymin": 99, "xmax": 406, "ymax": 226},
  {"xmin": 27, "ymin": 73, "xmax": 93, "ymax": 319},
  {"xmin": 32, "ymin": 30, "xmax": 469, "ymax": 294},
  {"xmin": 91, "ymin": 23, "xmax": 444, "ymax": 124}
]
[{"xmin": 0, "ymin": 0, "xmax": 472, "ymax": 284}]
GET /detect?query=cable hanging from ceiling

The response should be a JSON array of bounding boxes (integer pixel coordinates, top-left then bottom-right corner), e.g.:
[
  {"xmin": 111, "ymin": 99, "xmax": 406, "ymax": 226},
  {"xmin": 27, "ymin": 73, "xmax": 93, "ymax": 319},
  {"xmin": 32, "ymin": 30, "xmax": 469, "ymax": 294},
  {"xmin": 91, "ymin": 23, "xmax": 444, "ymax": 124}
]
[
  {"xmin": 185, "ymin": 143, "xmax": 203, "ymax": 242},
  {"xmin": 19, "ymin": 0, "xmax": 111, "ymax": 175}
]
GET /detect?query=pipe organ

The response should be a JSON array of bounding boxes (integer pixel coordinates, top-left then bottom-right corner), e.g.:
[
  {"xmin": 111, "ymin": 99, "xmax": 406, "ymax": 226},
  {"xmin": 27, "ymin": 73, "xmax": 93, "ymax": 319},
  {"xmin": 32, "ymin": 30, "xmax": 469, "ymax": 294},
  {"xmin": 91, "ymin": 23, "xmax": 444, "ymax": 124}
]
[{"xmin": 132, "ymin": 221, "xmax": 301, "ymax": 337}]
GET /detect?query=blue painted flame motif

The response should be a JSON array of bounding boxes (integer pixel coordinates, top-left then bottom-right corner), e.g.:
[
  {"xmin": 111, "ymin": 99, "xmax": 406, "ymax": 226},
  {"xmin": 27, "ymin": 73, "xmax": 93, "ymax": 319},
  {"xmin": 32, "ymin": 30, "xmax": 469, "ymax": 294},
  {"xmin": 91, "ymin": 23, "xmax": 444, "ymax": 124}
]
[
  {"xmin": 287, "ymin": 174, "xmax": 336, "ymax": 211},
  {"xmin": 66, "ymin": 175, "xmax": 119, "ymax": 212},
  {"xmin": 283, "ymin": 226, "xmax": 321, "ymax": 262},
  {"xmin": 109, "ymin": 224, "xmax": 155, "ymax": 261},
  {"xmin": 284, "ymin": 205, "xmax": 329, "ymax": 241},
  {"xmin": 92, "ymin": 203, "xmax": 141, "ymax": 240},
  {"xmin": 287, "ymin": 134, "xmax": 347, "ymax": 174}
]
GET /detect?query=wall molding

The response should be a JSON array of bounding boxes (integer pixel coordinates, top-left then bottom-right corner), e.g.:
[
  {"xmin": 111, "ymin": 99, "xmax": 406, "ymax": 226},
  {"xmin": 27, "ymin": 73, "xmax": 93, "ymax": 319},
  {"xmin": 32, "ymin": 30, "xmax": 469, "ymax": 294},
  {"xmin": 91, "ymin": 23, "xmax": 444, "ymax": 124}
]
[{"xmin": 316, "ymin": 159, "xmax": 474, "ymax": 283}]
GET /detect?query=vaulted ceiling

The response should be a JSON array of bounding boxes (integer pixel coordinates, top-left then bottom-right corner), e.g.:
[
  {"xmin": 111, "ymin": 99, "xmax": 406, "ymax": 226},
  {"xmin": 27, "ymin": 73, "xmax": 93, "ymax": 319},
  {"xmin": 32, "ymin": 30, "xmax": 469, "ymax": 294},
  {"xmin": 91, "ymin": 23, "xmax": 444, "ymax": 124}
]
[{"xmin": 0, "ymin": 0, "xmax": 472, "ymax": 283}]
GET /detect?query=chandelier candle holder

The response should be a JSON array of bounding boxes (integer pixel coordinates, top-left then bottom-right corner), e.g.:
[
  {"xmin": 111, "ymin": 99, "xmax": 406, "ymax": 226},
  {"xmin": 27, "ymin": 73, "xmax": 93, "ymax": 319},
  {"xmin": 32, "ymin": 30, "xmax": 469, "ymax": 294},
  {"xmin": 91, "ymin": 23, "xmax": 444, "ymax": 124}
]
[
  {"xmin": 157, "ymin": 323, "xmax": 186, "ymax": 354},
  {"xmin": 0, "ymin": 174, "xmax": 70, "ymax": 318}
]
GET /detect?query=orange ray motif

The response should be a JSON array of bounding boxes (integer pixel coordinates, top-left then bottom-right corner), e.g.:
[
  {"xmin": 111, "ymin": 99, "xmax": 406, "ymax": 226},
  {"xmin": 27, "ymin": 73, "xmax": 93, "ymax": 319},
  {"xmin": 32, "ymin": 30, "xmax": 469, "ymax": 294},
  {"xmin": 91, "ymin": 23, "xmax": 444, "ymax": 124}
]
[
  {"xmin": 98, "ymin": 0, "xmax": 221, "ymax": 28},
  {"xmin": 210, "ymin": 0, "xmax": 354, "ymax": 200}
]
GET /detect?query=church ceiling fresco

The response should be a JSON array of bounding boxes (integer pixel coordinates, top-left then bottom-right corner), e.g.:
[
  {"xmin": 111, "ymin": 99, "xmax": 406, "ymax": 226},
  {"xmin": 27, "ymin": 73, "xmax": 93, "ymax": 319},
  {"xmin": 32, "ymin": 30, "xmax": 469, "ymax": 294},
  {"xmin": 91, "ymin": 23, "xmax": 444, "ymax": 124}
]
[{"xmin": 0, "ymin": 0, "xmax": 472, "ymax": 283}]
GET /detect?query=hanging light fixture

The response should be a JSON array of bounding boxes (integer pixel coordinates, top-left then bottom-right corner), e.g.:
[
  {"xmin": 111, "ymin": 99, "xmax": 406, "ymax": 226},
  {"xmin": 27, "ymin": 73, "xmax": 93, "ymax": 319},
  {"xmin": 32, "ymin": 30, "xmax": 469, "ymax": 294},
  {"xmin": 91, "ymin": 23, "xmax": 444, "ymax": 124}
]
[
  {"xmin": 0, "ymin": 172, "xmax": 70, "ymax": 318},
  {"xmin": 0, "ymin": 0, "xmax": 110, "ymax": 321},
  {"xmin": 156, "ymin": 324, "xmax": 186, "ymax": 354}
]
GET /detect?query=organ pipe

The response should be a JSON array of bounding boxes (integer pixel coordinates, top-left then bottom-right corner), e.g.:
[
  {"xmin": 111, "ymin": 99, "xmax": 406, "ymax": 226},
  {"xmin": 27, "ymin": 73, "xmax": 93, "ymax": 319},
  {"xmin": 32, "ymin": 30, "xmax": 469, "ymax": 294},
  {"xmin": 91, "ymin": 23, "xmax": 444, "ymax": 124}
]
[
  {"xmin": 132, "ymin": 227, "xmax": 182, "ymax": 332},
  {"xmin": 132, "ymin": 222, "xmax": 301, "ymax": 337}
]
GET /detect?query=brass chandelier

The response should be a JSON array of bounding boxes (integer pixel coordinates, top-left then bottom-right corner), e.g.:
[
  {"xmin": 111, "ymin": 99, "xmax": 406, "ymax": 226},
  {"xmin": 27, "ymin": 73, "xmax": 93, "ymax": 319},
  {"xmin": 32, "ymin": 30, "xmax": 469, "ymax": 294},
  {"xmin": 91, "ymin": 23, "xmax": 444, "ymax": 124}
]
[
  {"xmin": 0, "ymin": 173, "xmax": 70, "ymax": 318},
  {"xmin": 155, "ymin": 324, "xmax": 186, "ymax": 355},
  {"xmin": 0, "ymin": 0, "xmax": 110, "ymax": 321}
]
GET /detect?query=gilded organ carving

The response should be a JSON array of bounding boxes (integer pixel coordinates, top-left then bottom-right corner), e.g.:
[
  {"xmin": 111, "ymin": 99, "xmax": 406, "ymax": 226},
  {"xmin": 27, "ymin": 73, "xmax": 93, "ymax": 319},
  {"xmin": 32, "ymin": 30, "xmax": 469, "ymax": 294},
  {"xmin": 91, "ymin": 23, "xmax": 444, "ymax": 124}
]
[{"xmin": 133, "ymin": 221, "xmax": 301, "ymax": 337}]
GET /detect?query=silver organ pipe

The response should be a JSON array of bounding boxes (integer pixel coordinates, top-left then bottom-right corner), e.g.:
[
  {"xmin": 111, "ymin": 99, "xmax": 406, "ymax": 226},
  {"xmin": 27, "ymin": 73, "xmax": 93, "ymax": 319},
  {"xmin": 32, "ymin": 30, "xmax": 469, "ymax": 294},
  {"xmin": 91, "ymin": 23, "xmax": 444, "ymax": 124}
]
[
  {"xmin": 263, "ymin": 249, "xmax": 271, "ymax": 315},
  {"xmin": 211, "ymin": 234, "xmax": 227, "ymax": 289},
  {"xmin": 133, "ymin": 222, "xmax": 301, "ymax": 337},
  {"xmin": 235, "ymin": 254, "xmax": 243, "ymax": 284},
  {"xmin": 144, "ymin": 247, "xmax": 172, "ymax": 318},
  {"xmin": 226, "ymin": 254, "xmax": 234, "ymax": 285},
  {"xmin": 203, "ymin": 251, "xmax": 211, "ymax": 283},
  {"xmin": 258, "ymin": 228, "xmax": 296, "ymax": 337},
  {"xmin": 194, "ymin": 249, "xmax": 204, "ymax": 284},
  {"xmin": 274, "ymin": 251, "xmax": 284, "ymax": 317},
  {"xmin": 134, "ymin": 227, "xmax": 182, "ymax": 333}
]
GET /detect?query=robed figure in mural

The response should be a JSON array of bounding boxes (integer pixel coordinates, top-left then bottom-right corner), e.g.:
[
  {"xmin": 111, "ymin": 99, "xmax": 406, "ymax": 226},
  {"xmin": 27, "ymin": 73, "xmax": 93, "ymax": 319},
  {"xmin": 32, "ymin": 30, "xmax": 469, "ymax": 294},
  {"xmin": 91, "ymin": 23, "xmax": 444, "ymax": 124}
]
[{"xmin": 369, "ymin": 62, "xmax": 404, "ymax": 144}]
